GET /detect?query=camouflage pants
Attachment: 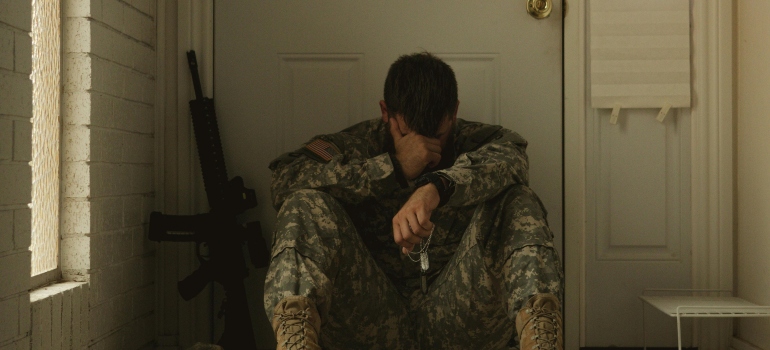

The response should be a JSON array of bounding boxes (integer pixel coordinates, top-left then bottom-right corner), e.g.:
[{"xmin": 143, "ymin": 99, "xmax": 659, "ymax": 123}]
[{"xmin": 264, "ymin": 186, "xmax": 563, "ymax": 350}]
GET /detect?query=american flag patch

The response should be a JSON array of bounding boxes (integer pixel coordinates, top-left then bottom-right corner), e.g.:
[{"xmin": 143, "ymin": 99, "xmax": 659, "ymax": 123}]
[{"xmin": 305, "ymin": 138, "xmax": 340, "ymax": 162}]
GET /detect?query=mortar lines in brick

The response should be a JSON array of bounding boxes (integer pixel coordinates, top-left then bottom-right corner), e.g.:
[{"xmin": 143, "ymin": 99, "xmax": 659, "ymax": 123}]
[
  {"xmin": 88, "ymin": 256, "xmax": 154, "ymax": 306},
  {"xmin": 88, "ymin": 17, "xmax": 155, "ymax": 51},
  {"xmin": 65, "ymin": 20, "xmax": 156, "ymax": 77},
  {"xmin": 119, "ymin": 0, "xmax": 155, "ymax": 19},
  {"xmin": 0, "ymin": 204, "xmax": 30, "ymax": 211},
  {"xmin": 0, "ymin": 20, "xmax": 30, "ymax": 35},
  {"xmin": 63, "ymin": 53, "xmax": 155, "ymax": 104},
  {"xmin": 69, "ymin": 6, "xmax": 155, "ymax": 49},
  {"xmin": 90, "ymin": 51, "xmax": 157, "ymax": 79}
]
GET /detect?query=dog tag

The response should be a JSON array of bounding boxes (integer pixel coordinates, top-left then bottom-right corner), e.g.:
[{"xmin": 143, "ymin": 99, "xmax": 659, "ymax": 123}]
[{"xmin": 420, "ymin": 252, "xmax": 429, "ymax": 272}]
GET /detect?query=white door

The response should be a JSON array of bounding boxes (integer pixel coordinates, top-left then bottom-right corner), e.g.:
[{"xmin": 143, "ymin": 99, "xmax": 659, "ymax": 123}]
[
  {"xmin": 214, "ymin": 1, "xmax": 563, "ymax": 345},
  {"xmin": 581, "ymin": 0, "xmax": 694, "ymax": 346}
]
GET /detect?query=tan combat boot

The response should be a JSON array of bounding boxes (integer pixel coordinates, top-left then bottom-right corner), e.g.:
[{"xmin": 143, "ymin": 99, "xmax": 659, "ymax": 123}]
[
  {"xmin": 515, "ymin": 293, "xmax": 563, "ymax": 350},
  {"xmin": 272, "ymin": 296, "xmax": 322, "ymax": 350}
]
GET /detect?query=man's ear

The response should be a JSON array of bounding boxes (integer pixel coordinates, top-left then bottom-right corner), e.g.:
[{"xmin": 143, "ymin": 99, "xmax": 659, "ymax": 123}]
[
  {"xmin": 379, "ymin": 100, "xmax": 389, "ymax": 122},
  {"xmin": 452, "ymin": 100, "xmax": 460, "ymax": 122}
]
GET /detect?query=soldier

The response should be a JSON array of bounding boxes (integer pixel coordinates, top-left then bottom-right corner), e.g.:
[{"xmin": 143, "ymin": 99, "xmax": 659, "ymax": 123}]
[{"xmin": 264, "ymin": 52, "xmax": 563, "ymax": 350}]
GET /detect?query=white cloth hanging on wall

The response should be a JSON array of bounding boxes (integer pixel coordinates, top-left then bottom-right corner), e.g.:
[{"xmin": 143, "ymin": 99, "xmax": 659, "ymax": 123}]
[{"xmin": 590, "ymin": 0, "xmax": 690, "ymax": 111}]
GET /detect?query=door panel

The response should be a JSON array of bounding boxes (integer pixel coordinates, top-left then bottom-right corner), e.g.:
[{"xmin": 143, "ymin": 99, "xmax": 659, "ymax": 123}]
[
  {"xmin": 278, "ymin": 54, "xmax": 365, "ymax": 151},
  {"xmin": 585, "ymin": 107, "xmax": 692, "ymax": 346},
  {"xmin": 214, "ymin": 2, "xmax": 563, "ymax": 345}
]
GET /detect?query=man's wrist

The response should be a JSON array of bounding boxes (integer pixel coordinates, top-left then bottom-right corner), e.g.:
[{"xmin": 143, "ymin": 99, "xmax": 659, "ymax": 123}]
[
  {"xmin": 415, "ymin": 182, "xmax": 441, "ymax": 209},
  {"xmin": 414, "ymin": 172, "xmax": 454, "ymax": 207}
]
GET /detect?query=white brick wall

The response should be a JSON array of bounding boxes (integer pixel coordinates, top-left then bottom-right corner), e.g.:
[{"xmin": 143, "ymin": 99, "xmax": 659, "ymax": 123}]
[
  {"xmin": 58, "ymin": 0, "xmax": 157, "ymax": 348},
  {"xmin": 30, "ymin": 283, "xmax": 88, "ymax": 350},
  {"xmin": 1, "ymin": 0, "xmax": 158, "ymax": 347},
  {"xmin": 0, "ymin": 0, "xmax": 33, "ymax": 349},
  {"xmin": 6, "ymin": 0, "xmax": 160, "ymax": 348}
]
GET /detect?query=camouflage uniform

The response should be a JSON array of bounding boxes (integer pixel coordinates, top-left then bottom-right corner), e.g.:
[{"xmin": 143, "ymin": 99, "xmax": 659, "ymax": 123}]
[{"xmin": 265, "ymin": 118, "xmax": 563, "ymax": 349}]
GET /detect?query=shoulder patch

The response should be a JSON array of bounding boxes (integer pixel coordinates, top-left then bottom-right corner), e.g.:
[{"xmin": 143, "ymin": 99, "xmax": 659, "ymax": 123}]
[{"xmin": 304, "ymin": 138, "xmax": 341, "ymax": 162}]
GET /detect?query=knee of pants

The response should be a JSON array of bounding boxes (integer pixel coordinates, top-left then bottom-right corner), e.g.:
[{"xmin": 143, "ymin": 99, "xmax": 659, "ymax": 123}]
[
  {"xmin": 276, "ymin": 189, "xmax": 348, "ymax": 228},
  {"xmin": 483, "ymin": 184, "xmax": 555, "ymax": 261},
  {"xmin": 498, "ymin": 184, "xmax": 549, "ymax": 220},
  {"xmin": 272, "ymin": 189, "xmax": 356, "ymax": 255},
  {"xmin": 279, "ymin": 188, "xmax": 339, "ymax": 209}
]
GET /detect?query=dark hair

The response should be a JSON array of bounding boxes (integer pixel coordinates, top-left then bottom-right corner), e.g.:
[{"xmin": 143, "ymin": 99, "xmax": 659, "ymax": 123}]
[{"xmin": 383, "ymin": 52, "xmax": 458, "ymax": 137}]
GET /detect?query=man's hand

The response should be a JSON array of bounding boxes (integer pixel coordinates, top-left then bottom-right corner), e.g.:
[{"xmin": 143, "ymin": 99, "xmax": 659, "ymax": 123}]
[
  {"xmin": 392, "ymin": 183, "xmax": 441, "ymax": 254},
  {"xmin": 389, "ymin": 118, "xmax": 442, "ymax": 180}
]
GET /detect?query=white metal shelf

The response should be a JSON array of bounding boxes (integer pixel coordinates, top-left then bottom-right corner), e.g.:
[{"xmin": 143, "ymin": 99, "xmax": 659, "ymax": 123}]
[{"xmin": 639, "ymin": 289, "xmax": 770, "ymax": 350}]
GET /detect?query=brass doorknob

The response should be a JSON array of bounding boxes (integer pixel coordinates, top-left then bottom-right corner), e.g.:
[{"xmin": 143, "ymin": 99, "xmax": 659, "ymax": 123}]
[{"xmin": 527, "ymin": 0, "xmax": 552, "ymax": 19}]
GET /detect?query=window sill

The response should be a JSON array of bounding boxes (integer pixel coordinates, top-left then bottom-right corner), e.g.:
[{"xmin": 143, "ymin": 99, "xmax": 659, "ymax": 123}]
[
  {"xmin": 29, "ymin": 281, "xmax": 86, "ymax": 303},
  {"xmin": 30, "ymin": 268, "xmax": 61, "ymax": 291}
]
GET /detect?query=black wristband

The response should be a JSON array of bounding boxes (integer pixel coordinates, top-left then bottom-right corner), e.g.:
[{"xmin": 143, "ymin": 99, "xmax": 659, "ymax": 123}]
[{"xmin": 414, "ymin": 172, "xmax": 454, "ymax": 207}]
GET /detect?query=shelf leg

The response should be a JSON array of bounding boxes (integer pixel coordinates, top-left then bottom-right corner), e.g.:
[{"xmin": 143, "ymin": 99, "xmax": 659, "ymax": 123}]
[
  {"xmin": 641, "ymin": 299, "xmax": 646, "ymax": 350},
  {"xmin": 676, "ymin": 313, "xmax": 682, "ymax": 350}
]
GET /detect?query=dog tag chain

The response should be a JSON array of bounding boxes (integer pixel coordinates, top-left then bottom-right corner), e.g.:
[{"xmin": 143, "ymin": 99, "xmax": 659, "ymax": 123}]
[{"xmin": 407, "ymin": 226, "xmax": 434, "ymax": 294}]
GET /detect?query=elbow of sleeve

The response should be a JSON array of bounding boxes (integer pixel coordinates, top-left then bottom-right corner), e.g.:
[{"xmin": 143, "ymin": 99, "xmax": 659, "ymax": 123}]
[
  {"xmin": 269, "ymin": 186, "xmax": 286, "ymax": 211},
  {"xmin": 505, "ymin": 162, "xmax": 528, "ymax": 186},
  {"xmin": 270, "ymin": 195, "xmax": 283, "ymax": 211}
]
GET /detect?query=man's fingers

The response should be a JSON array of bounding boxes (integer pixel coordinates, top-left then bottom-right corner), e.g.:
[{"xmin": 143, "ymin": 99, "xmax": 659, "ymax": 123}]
[
  {"xmin": 424, "ymin": 142, "xmax": 442, "ymax": 154},
  {"xmin": 394, "ymin": 221, "xmax": 414, "ymax": 252},
  {"xmin": 415, "ymin": 210, "xmax": 434, "ymax": 235},
  {"xmin": 426, "ymin": 151, "xmax": 442, "ymax": 168},
  {"xmin": 392, "ymin": 220, "xmax": 402, "ymax": 245},
  {"xmin": 393, "ymin": 190, "xmax": 439, "ymax": 254},
  {"xmin": 417, "ymin": 135, "xmax": 442, "ymax": 153},
  {"xmin": 399, "ymin": 219, "xmax": 422, "ymax": 245},
  {"xmin": 393, "ymin": 215, "xmax": 420, "ymax": 247},
  {"xmin": 407, "ymin": 212, "xmax": 431, "ymax": 239},
  {"xmin": 388, "ymin": 118, "xmax": 403, "ymax": 143},
  {"xmin": 423, "ymin": 137, "xmax": 441, "ymax": 146}
]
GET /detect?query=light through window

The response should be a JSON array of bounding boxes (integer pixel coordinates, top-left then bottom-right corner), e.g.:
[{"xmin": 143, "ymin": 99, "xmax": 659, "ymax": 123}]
[{"xmin": 30, "ymin": 0, "xmax": 61, "ymax": 275}]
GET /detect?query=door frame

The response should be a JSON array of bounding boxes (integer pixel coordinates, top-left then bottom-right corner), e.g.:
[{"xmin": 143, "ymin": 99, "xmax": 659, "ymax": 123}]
[{"xmin": 563, "ymin": 1, "xmax": 734, "ymax": 348}]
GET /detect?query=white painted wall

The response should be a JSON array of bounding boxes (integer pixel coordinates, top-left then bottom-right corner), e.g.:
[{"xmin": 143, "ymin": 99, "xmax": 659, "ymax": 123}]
[
  {"xmin": 735, "ymin": 1, "xmax": 770, "ymax": 348},
  {"xmin": 0, "ymin": 0, "xmax": 33, "ymax": 348}
]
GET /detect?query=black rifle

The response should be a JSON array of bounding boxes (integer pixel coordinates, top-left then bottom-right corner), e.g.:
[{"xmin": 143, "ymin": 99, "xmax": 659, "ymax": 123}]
[{"xmin": 149, "ymin": 50, "xmax": 269, "ymax": 350}]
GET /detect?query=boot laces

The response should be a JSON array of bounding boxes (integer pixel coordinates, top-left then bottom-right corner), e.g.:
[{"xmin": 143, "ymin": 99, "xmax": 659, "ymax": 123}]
[
  {"xmin": 523, "ymin": 307, "xmax": 560, "ymax": 350},
  {"xmin": 277, "ymin": 308, "xmax": 313, "ymax": 350}
]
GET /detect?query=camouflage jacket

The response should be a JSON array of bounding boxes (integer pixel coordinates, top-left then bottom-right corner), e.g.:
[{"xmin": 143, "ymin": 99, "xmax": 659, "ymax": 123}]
[{"xmin": 269, "ymin": 118, "xmax": 530, "ymax": 295}]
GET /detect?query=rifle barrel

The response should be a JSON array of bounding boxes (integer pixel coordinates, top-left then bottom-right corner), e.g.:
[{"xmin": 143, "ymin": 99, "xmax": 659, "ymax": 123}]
[{"xmin": 186, "ymin": 51, "xmax": 204, "ymax": 100}]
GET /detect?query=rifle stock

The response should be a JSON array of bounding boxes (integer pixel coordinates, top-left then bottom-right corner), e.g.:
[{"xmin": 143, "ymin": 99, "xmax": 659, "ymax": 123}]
[{"xmin": 177, "ymin": 261, "xmax": 214, "ymax": 301}]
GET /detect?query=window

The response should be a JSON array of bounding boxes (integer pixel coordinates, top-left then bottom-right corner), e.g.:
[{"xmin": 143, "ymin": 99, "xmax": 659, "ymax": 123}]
[{"xmin": 30, "ymin": 0, "xmax": 60, "ymax": 279}]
